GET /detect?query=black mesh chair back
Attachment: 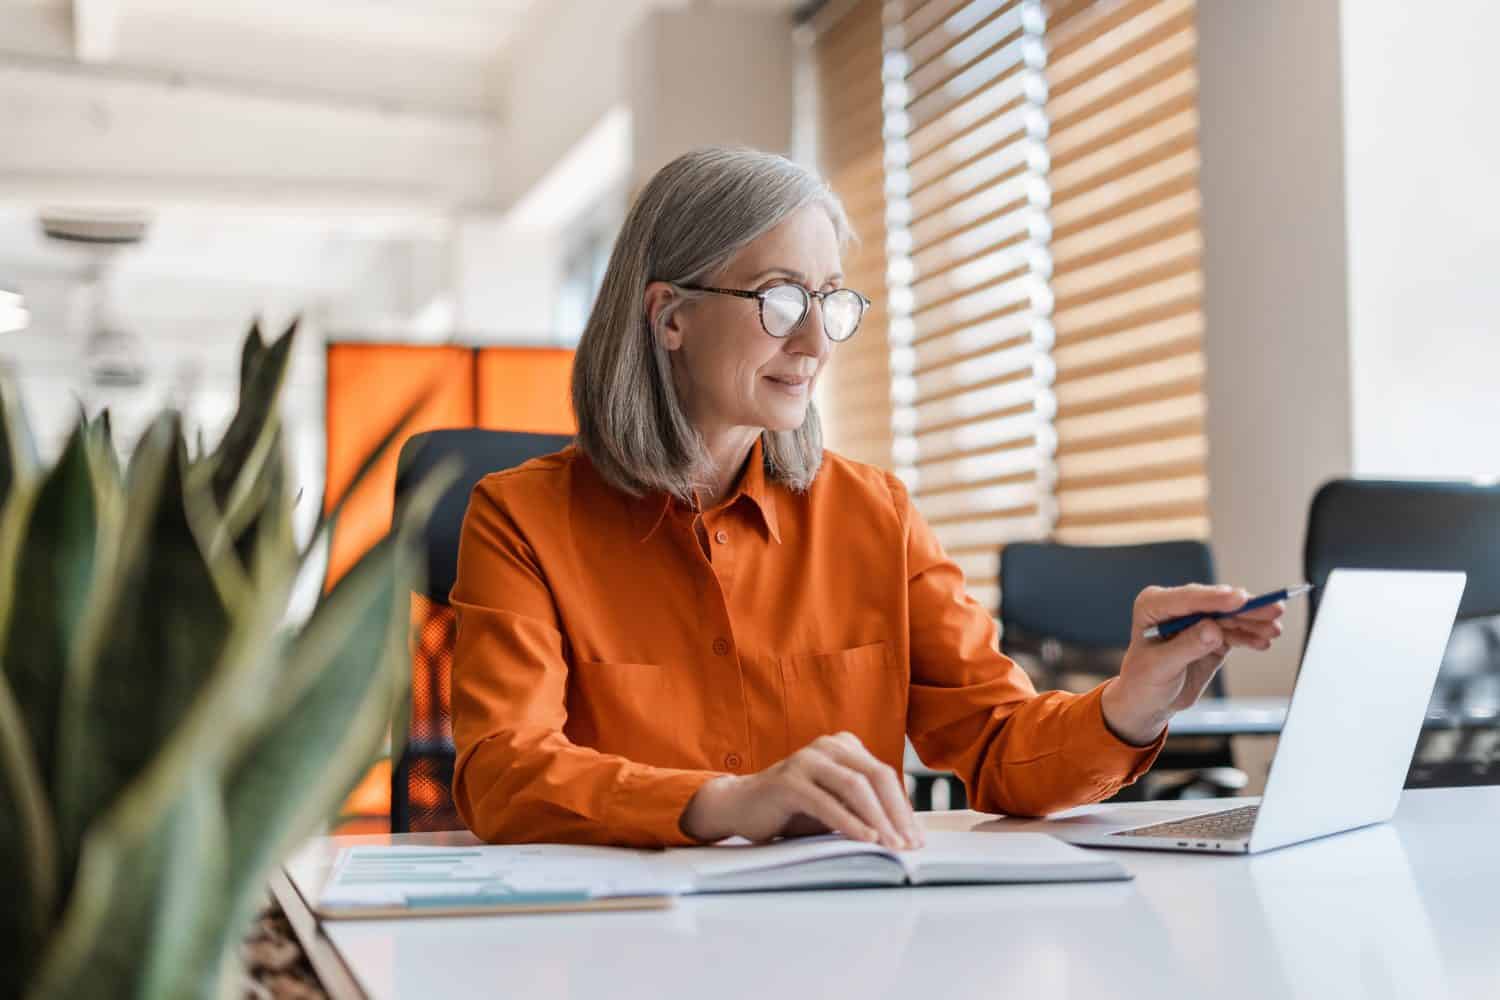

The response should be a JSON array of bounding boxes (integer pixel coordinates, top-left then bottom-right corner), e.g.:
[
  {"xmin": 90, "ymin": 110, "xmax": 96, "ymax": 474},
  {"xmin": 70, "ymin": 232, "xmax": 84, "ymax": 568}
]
[
  {"xmin": 1000, "ymin": 540, "xmax": 1222, "ymax": 691},
  {"xmin": 391, "ymin": 428, "xmax": 573, "ymax": 832},
  {"xmin": 1303, "ymin": 479, "xmax": 1500, "ymax": 623},
  {"xmin": 999, "ymin": 539, "xmax": 1240, "ymax": 799},
  {"xmin": 1303, "ymin": 479, "xmax": 1500, "ymax": 786}
]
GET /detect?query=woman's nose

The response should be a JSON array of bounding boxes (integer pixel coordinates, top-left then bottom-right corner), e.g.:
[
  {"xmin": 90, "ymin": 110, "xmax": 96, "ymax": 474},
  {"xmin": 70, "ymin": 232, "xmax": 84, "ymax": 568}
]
[{"xmin": 787, "ymin": 299, "xmax": 832, "ymax": 359}]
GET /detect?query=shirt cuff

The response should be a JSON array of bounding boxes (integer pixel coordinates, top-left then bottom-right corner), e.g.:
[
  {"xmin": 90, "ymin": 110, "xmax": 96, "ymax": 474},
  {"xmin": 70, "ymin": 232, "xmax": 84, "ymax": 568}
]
[
  {"xmin": 611, "ymin": 767, "xmax": 724, "ymax": 847},
  {"xmin": 1062, "ymin": 683, "xmax": 1166, "ymax": 789}
]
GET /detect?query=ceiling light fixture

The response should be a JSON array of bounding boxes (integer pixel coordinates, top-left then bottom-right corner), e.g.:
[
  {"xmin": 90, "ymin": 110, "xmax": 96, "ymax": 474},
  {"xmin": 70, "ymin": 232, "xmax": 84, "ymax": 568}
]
[
  {"xmin": 40, "ymin": 212, "xmax": 153, "ymax": 389},
  {"xmin": 0, "ymin": 289, "xmax": 27, "ymax": 334}
]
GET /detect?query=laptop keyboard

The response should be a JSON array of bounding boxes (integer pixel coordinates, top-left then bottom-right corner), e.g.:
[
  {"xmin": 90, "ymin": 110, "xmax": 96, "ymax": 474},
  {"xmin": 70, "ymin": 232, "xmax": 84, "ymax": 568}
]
[{"xmin": 1110, "ymin": 803, "xmax": 1260, "ymax": 841}]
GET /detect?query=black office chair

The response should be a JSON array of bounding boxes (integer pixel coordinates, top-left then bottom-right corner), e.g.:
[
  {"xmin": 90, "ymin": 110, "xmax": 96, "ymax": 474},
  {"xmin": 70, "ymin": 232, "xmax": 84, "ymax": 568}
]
[
  {"xmin": 998, "ymin": 540, "xmax": 1247, "ymax": 801},
  {"xmin": 1303, "ymin": 479, "xmax": 1500, "ymax": 788},
  {"xmin": 390, "ymin": 428, "xmax": 573, "ymax": 833}
]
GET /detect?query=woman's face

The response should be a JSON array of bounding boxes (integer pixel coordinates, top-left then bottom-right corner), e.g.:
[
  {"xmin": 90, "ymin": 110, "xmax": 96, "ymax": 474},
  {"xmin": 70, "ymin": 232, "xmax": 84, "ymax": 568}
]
[{"xmin": 651, "ymin": 203, "xmax": 843, "ymax": 438}]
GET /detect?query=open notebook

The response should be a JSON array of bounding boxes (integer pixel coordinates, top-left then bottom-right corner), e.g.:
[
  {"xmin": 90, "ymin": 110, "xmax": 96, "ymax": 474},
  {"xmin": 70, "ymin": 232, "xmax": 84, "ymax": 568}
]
[{"xmin": 315, "ymin": 832, "xmax": 1129, "ymax": 918}]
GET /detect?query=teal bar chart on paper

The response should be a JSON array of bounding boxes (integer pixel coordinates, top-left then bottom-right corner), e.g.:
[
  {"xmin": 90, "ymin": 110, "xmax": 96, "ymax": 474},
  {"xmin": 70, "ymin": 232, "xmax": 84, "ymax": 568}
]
[{"xmin": 320, "ymin": 844, "xmax": 686, "ymax": 912}]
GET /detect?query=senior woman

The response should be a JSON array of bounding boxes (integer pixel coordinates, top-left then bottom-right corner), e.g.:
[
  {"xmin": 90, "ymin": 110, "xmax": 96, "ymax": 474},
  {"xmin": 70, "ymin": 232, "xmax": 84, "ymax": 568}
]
[{"xmin": 450, "ymin": 146, "xmax": 1284, "ymax": 851}]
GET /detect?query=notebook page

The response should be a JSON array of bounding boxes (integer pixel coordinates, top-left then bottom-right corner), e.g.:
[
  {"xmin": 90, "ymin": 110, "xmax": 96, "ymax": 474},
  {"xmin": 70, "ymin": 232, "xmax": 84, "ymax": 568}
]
[
  {"xmin": 659, "ymin": 834, "xmax": 897, "ymax": 885},
  {"xmin": 893, "ymin": 831, "xmax": 1129, "ymax": 883}
]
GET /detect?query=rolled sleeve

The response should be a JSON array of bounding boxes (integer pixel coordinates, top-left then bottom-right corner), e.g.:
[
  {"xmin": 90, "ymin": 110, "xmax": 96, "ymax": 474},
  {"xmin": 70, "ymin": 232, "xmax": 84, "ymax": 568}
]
[{"xmin": 1059, "ymin": 683, "xmax": 1166, "ymax": 792}]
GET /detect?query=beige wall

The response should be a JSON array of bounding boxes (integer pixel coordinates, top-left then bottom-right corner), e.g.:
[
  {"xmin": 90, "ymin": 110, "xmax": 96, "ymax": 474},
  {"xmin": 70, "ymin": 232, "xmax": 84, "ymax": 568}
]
[
  {"xmin": 628, "ymin": 7, "xmax": 796, "ymax": 191},
  {"xmin": 1197, "ymin": 0, "xmax": 1356, "ymax": 785},
  {"xmin": 1198, "ymin": 0, "xmax": 1355, "ymax": 700}
]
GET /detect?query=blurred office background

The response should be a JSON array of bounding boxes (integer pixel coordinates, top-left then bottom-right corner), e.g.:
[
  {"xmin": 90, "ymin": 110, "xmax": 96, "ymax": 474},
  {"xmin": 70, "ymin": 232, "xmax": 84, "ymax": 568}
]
[{"xmin": 3, "ymin": 0, "xmax": 1499, "ymax": 828}]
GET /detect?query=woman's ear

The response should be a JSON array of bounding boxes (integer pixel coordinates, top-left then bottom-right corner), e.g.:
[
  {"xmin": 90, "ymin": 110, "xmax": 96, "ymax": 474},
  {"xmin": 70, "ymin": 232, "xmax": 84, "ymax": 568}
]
[{"xmin": 644, "ymin": 281, "xmax": 686, "ymax": 351}]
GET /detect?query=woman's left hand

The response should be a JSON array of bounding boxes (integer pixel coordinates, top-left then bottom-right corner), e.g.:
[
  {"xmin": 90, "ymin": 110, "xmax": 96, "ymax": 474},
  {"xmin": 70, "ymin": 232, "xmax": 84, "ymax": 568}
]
[{"xmin": 1101, "ymin": 584, "xmax": 1286, "ymax": 746}]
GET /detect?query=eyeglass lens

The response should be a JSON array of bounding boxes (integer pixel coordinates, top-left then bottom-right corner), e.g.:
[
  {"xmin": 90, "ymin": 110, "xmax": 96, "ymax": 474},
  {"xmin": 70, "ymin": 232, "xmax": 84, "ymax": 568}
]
[{"xmin": 760, "ymin": 284, "xmax": 863, "ymax": 341}]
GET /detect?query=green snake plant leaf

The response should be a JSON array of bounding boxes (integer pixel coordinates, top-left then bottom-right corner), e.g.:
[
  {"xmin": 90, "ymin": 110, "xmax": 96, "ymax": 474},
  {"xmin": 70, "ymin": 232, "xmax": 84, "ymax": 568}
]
[
  {"xmin": 1, "ymin": 425, "xmax": 101, "ymax": 810},
  {"xmin": 239, "ymin": 319, "xmax": 266, "ymax": 389},
  {"xmin": 0, "ymin": 670, "xmax": 57, "ymax": 995},
  {"xmin": 136, "ymin": 765, "xmax": 231, "ymax": 1000},
  {"xmin": 211, "ymin": 459, "xmax": 456, "ymax": 967},
  {"xmin": 212, "ymin": 319, "xmax": 291, "ymax": 506},
  {"xmin": 84, "ymin": 408, "xmax": 123, "ymax": 494},
  {"xmin": 26, "ymin": 577, "xmax": 291, "ymax": 1000},
  {"xmin": 52, "ymin": 414, "xmax": 234, "ymax": 892},
  {"xmin": 0, "ymin": 372, "xmax": 40, "ymax": 512},
  {"xmin": 245, "ymin": 443, "xmax": 297, "ymax": 582},
  {"xmin": 202, "ymin": 321, "xmax": 296, "ymax": 572},
  {"xmin": 0, "ymin": 422, "xmax": 99, "ymax": 986}
]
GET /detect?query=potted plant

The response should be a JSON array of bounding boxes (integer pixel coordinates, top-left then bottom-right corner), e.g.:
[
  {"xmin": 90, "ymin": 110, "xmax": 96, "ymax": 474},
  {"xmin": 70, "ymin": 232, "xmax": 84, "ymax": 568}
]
[{"xmin": 0, "ymin": 322, "xmax": 450, "ymax": 999}]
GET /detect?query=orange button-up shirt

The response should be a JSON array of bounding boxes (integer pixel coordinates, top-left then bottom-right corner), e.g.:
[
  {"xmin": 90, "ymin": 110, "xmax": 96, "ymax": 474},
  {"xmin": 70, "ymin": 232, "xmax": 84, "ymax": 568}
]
[{"xmin": 451, "ymin": 439, "xmax": 1163, "ymax": 847}]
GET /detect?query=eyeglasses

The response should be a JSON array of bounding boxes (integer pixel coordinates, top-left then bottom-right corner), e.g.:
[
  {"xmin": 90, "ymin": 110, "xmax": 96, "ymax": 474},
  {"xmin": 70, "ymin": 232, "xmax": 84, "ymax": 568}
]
[{"xmin": 676, "ymin": 282, "xmax": 870, "ymax": 342}]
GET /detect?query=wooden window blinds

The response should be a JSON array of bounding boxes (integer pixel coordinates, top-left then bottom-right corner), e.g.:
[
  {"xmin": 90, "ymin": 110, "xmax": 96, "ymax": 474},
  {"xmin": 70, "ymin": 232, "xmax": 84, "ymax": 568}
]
[
  {"xmin": 816, "ymin": 0, "xmax": 1208, "ymax": 612},
  {"xmin": 814, "ymin": 0, "xmax": 895, "ymax": 470},
  {"xmin": 1044, "ymin": 0, "xmax": 1209, "ymax": 546}
]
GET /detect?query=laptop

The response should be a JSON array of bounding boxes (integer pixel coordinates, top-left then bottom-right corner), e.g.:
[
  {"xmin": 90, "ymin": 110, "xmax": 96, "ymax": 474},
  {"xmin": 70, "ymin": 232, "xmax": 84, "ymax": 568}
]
[{"xmin": 1058, "ymin": 568, "xmax": 1466, "ymax": 855}]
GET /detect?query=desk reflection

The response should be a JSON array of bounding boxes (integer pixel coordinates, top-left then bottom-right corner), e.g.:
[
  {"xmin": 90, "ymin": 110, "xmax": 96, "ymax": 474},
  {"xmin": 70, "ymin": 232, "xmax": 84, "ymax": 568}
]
[
  {"xmin": 327, "ymin": 878, "xmax": 1165, "ymax": 1000},
  {"xmin": 1247, "ymin": 824, "xmax": 1449, "ymax": 1000}
]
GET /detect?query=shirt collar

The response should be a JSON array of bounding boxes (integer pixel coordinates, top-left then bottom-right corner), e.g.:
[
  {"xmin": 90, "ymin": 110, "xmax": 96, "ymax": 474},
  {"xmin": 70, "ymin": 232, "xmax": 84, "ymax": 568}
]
[
  {"xmin": 634, "ymin": 436, "xmax": 782, "ymax": 544},
  {"xmin": 736, "ymin": 436, "xmax": 782, "ymax": 543}
]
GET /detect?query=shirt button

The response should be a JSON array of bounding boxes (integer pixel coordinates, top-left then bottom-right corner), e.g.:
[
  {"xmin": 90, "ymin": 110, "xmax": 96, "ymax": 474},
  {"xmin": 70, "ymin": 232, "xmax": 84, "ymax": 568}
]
[
  {"xmin": 712, "ymin": 638, "xmax": 730, "ymax": 656},
  {"xmin": 724, "ymin": 753, "xmax": 743, "ymax": 770},
  {"xmin": 714, "ymin": 529, "xmax": 729, "ymax": 545}
]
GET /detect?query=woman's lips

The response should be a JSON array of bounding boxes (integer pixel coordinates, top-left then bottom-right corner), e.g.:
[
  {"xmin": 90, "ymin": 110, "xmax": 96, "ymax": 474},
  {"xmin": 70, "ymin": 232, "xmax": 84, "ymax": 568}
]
[{"xmin": 764, "ymin": 375, "xmax": 809, "ymax": 395}]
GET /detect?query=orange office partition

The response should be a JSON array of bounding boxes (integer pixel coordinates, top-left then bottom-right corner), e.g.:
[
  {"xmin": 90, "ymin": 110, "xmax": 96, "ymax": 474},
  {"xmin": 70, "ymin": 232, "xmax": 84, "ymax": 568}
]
[
  {"xmin": 324, "ymin": 342, "xmax": 574, "ymax": 835},
  {"xmin": 476, "ymin": 346, "xmax": 576, "ymax": 434},
  {"xmin": 323, "ymin": 343, "xmax": 475, "ymax": 589}
]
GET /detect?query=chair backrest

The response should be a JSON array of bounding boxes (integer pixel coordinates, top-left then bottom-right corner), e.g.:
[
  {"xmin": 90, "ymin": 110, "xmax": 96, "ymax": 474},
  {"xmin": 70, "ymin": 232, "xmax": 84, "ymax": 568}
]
[
  {"xmin": 1303, "ymin": 479, "xmax": 1500, "ymax": 624},
  {"xmin": 999, "ymin": 540, "xmax": 1220, "ymax": 692},
  {"xmin": 1302, "ymin": 479, "xmax": 1500, "ymax": 714},
  {"xmin": 391, "ymin": 428, "xmax": 573, "ymax": 833}
]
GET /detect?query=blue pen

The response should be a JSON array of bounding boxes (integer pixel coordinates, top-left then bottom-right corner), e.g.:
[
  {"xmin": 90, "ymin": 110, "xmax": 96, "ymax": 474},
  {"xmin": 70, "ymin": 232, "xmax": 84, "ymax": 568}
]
[{"xmin": 1141, "ymin": 583, "xmax": 1314, "ymax": 640}]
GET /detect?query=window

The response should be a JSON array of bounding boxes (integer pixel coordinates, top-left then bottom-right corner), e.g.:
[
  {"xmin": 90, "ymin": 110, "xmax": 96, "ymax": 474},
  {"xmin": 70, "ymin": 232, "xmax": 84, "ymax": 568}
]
[{"xmin": 815, "ymin": 0, "xmax": 1209, "ymax": 612}]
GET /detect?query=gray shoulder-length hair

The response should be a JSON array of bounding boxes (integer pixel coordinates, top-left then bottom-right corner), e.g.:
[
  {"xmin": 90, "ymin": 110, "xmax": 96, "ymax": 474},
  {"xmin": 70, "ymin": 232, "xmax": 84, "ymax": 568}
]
[{"xmin": 570, "ymin": 146, "xmax": 853, "ymax": 504}]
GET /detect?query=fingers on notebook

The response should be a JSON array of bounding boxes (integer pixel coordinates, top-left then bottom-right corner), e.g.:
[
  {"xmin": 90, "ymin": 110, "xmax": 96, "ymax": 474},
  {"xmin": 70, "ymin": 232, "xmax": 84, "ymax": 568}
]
[
  {"xmin": 791, "ymin": 733, "xmax": 922, "ymax": 851},
  {"xmin": 822, "ymin": 732, "xmax": 923, "ymax": 850},
  {"xmin": 792, "ymin": 779, "xmax": 883, "ymax": 844}
]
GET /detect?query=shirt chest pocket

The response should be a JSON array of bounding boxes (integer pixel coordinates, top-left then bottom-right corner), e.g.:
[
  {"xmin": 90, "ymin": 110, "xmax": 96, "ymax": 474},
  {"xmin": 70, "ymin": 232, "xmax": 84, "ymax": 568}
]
[{"xmin": 779, "ymin": 640, "xmax": 905, "ymax": 763}]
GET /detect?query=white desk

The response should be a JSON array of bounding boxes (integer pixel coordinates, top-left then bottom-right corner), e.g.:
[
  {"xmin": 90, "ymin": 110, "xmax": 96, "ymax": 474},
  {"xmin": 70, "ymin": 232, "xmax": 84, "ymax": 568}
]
[{"xmin": 275, "ymin": 787, "xmax": 1500, "ymax": 1000}]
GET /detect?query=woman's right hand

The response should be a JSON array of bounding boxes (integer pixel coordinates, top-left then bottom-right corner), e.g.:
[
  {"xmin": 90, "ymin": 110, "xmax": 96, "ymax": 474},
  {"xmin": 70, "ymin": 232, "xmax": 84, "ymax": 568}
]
[{"xmin": 679, "ymin": 731, "xmax": 924, "ymax": 850}]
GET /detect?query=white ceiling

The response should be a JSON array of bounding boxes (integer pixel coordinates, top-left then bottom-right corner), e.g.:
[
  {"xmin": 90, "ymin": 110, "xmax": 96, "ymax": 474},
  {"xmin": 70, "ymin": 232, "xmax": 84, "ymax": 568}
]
[
  {"xmin": 0, "ymin": 0, "xmax": 807, "ymax": 117},
  {"xmin": 0, "ymin": 0, "xmax": 805, "ymax": 62},
  {"xmin": 0, "ymin": 0, "xmax": 809, "ymax": 356},
  {"xmin": 2, "ymin": 0, "xmax": 546, "ymax": 57}
]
